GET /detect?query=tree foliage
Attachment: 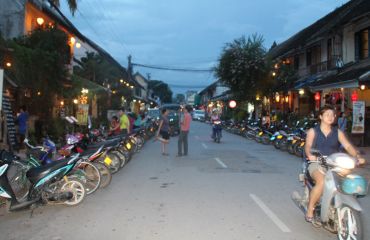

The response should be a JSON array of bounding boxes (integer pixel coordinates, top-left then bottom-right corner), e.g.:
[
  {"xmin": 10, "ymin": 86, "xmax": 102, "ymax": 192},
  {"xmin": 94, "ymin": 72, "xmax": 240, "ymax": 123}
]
[
  {"xmin": 8, "ymin": 26, "xmax": 70, "ymax": 117},
  {"xmin": 215, "ymin": 34, "xmax": 273, "ymax": 102},
  {"xmin": 174, "ymin": 93, "xmax": 185, "ymax": 104},
  {"xmin": 148, "ymin": 80, "xmax": 172, "ymax": 103},
  {"xmin": 50, "ymin": 0, "xmax": 78, "ymax": 16}
]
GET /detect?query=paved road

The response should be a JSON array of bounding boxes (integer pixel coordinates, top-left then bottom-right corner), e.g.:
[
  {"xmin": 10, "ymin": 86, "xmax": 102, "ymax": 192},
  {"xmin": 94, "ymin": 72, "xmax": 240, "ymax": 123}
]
[{"xmin": 1, "ymin": 121, "xmax": 369, "ymax": 240}]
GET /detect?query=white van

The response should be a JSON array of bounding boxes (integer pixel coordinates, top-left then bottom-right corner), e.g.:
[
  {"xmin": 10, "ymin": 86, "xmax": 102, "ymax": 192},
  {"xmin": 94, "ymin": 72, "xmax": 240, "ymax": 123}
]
[{"xmin": 193, "ymin": 110, "xmax": 205, "ymax": 121}]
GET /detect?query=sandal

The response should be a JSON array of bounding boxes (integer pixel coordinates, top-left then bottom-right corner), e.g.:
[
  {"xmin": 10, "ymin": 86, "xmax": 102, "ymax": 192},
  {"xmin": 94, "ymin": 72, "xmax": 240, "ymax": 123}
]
[{"xmin": 305, "ymin": 215, "xmax": 314, "ymax": 223}]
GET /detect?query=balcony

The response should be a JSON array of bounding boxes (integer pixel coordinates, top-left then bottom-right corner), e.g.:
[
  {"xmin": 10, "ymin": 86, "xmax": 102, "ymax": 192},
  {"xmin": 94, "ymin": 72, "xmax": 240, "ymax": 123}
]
[{"xmin": 298, "ymin": 55, "xmax": 342, "ymax": 77}]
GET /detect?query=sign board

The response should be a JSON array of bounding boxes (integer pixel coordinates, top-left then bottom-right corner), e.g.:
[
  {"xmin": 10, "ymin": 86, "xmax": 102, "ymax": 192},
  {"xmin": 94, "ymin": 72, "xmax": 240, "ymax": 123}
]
[
  {"xmin": 76, "ymin": 104, "xmax": 89, "ymax": 125},
  {"xmin": 0, "ymin": 69, "xmax": 3, "ymax": 111},
  {"xmin": 2, "ymin": 95, "xmax": 18, "ymax": 149},
  {"xmin": 352, "ymin": 101, "xmax": 365, "ymax": 134}
]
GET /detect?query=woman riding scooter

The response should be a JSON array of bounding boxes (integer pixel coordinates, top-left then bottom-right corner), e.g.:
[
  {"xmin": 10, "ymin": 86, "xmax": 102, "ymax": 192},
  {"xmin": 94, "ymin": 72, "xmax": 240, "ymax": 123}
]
[
  {"xmin": 304, "ymin": 105, "xmax": 366, "ymax": 223},
  {"xmin": 210, "ymin": 109, "xmax": 221, "ymax": 140}
]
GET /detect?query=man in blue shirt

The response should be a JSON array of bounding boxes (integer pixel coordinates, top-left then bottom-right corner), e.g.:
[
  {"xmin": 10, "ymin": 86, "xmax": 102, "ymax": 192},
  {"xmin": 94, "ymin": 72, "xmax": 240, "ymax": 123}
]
[{"xmin": 16, "ymin": 105, "xmax": 28, "ymax": 147}]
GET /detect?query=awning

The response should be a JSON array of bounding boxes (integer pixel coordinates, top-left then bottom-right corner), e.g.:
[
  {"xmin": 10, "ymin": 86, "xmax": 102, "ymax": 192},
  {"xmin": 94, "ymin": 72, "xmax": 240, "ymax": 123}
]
[
  {"xmin": 210, "ymin": 90, "xmax": 232, "ymax": 101},
  {"xmin": 308, "ymin": 66, "xmax": 369, "ymax": 91}
]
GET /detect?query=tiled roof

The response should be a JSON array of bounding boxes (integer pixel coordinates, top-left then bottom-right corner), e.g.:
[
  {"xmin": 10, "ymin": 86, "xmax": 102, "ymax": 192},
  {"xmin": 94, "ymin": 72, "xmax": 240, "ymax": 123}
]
[{"xmin": 268, "ymin": 0, "xmax": 368, "ymax": 59}]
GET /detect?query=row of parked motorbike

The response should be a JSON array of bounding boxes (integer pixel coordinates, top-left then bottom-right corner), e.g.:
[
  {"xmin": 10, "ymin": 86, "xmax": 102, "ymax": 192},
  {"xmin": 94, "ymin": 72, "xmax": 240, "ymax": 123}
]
[
  {"xmin": 0, "ymin": 119, "xmax": 158, "ymax": 213},
  {"xmin": 223, "ymin": 118, "xmax": 317, "ymax": 157}
]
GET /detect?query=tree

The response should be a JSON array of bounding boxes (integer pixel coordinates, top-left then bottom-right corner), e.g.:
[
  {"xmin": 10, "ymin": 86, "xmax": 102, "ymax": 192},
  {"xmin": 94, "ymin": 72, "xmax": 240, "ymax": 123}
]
[
  {"xmin": 215, "ymin": 34, "xmax": 273, "ymax": 103},
  {"xmin": 8, "ymin": 26, "xmax": 70, "ymax": 118},
  {"xmin": 148, "ymin": 80, "xmax": 172, "ymax": 103},
  {"xmin": 50, "ymin": 0, "xmax": 78, "ymax": 16},
  {"xmin": 174, "ymin": 93, "xmax": 185, "ymax": 104}
]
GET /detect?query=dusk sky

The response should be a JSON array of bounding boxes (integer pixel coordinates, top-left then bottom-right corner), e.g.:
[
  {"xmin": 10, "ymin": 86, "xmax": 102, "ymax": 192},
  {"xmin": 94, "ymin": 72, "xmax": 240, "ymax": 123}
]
[{"xmin": 60, "ymin": 0, "xmax": 349, "ymax": 94}]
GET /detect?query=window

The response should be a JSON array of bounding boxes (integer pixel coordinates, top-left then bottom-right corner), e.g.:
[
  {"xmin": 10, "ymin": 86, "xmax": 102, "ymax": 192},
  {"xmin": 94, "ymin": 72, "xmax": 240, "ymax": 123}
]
[
  {"xmin": 306, "ymin": 49, "xmax": 312, "ymax": 66},
  {"xmin": 294, "ymin": 55, "xmax": 300, "ymax": 70},
  {"xmin": 355, "ymin": 28, "xmax": 369, "ymax": 60}
]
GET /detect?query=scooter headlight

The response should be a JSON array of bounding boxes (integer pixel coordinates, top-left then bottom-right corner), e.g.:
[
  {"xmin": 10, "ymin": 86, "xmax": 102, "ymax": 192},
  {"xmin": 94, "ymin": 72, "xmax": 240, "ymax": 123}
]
[{"xmin": 126, "ymin": 142, "xmax": 132, "ymax": 150}]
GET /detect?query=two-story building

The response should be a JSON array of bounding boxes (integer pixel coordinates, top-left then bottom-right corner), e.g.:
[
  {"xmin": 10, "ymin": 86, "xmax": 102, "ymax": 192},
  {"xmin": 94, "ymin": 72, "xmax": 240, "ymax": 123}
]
[
  {"xmin": 0, "ymin": 0, "xmax": 139, "ymax": 118},
  {"xmin": 269, "ymin": 0, "xmax": 370, "ymax": 144},
  {"xmin": 198, "ymin": 80, "xmax": 231, "ymax": 115}
]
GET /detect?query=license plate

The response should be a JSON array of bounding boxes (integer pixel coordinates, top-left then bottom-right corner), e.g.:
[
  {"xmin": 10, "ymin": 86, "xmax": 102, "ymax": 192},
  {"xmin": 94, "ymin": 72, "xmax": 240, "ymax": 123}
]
[
  {"xmin": 300, "ymin": 142, "xmax": 305, "ymax": 147},
  {"xmin": 258, "ymin": 132, "xmax": 263, "ymax": 136},
  {"xmin": 277, "ymin": 135, "xmax": 283, "ymax": 139},
  {"xmin": 126, "ymin": 143, "xmax": 132, "ymax": 150},
  {"xmin": 104, "ymin": 156, "xmax": 112, "ymax": 166}
]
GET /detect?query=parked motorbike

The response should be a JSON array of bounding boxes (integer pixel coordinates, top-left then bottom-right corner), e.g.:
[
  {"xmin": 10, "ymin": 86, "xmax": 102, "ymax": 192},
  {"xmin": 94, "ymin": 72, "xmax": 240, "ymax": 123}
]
[
  {"xmin": 292, "ymin": 150, "xmax": 368, "ymax": 240},
  {"xmin": 0, "ymin": 150, "xmax": 85, "ymax": 211}
]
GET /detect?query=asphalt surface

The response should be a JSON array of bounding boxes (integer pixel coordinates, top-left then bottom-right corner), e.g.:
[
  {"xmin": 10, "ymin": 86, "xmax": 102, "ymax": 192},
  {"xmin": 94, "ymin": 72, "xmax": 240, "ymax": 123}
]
[{"xmin": 0, "ymin": 121, "xmax": 369, "ymax": 240}]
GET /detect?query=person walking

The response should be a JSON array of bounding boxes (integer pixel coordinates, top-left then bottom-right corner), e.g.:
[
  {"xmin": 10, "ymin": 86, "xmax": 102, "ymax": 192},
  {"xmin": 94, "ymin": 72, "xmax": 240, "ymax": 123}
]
[
  {"xmin": 156, "ymin": 108, "xmax": 170, "ymax": 156},
  {"xmin": 16, "ymin": 105, "xmax": 28, "ymax": 148},
  {"xmin": 119, "ymin": 107, "xmax": 130, "ymax": 134},
  {"xmin": 177, "ymin": 106, "xmax": 192, "ymax": 157}
]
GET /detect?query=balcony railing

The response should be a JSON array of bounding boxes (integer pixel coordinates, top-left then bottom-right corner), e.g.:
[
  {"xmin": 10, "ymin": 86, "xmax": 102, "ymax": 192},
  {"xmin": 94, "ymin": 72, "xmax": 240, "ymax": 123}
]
[{"xmin": 298, "ymin": 55, "xmax": 342, "ymax": 77}]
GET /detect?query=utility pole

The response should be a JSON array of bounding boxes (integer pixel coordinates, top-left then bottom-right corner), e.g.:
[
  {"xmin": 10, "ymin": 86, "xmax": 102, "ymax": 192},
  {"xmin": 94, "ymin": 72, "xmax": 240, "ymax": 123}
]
[{"xmin": 127, "ymin": 55, "xmax": 133, "ymax": 81}]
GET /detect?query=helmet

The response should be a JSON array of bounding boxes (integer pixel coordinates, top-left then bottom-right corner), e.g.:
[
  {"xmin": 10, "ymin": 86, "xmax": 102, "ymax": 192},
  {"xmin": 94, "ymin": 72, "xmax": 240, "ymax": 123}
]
[{"xmin": 341, "ymin": 174, "xmax": 368, "ymax": 195}]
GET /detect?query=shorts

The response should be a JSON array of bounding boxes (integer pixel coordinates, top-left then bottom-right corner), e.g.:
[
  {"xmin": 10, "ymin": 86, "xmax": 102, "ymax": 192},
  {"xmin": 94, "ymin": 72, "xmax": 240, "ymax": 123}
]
[
  {"xmin": 308, "ymin": 162, "xmax": 327, "ymax": 176},
  {"xmin": 160, "ymin": 130, "xmax": 170, "ymax": 140}
]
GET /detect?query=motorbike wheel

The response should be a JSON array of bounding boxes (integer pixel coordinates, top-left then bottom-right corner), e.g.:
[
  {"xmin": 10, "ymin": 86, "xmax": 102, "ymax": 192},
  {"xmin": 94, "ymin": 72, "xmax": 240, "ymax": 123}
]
[
  {"xmin": 287, "ymin": 143, "xmax": 295, "ymax": 154},
  {"xmin": 105, "ymin": 152, "xmax": 122, "ymax": 174},
  {"xmin": 337, "ymin": 205, "xmax": 363, "ymax": 240},
  {"xmin": 94, "ymin": 161, "xmax": 112, "ymax": 188},
  {"xmin": 280, "ymin": 139, "xmax": 288, "ymax": 151},
  {"xmin": 114, "ymin": 150, "xmax": 127, "ymax": 168},
  {"xmin": 246, "ymin": 131, "xmax": 254, "ymax": 140},
  {"xmin": 74, "ymin": 161, "xmax": 101, "ymax": 195},
  {"xmin": 262, "ymin": 135, "xmax": 270, "ymax": 145},
  {"xmin": 61, "ymin": 178, "xmax": 86, "ymax": 206}
]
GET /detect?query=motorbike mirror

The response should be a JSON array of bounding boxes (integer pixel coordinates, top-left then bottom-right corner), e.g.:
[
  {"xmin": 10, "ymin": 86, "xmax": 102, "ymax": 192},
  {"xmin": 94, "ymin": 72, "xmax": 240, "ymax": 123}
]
[{"xmin": 296, "ymin": 121, "xmax": 300, "ymax": 126}]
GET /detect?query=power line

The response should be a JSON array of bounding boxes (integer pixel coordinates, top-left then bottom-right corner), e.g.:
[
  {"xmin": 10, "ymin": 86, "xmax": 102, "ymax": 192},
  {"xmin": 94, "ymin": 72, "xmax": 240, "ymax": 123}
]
[{"xmin": 132, "ymin": 63, "xmax": 214, "ymax": 72}]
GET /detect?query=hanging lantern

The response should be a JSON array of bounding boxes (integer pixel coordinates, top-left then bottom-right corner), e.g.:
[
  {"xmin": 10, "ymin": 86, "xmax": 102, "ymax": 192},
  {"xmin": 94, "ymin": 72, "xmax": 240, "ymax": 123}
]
[
  {"xmin": 275, "ymin": 93, "xmax": 280, "ymax": 103},
  {"xmin": 314, "ymin": 92, "xmax": 320, "ymax": 101},
  {"xmin": 351, "ymin": 91, "xmax": 358, "ymax": 102}
]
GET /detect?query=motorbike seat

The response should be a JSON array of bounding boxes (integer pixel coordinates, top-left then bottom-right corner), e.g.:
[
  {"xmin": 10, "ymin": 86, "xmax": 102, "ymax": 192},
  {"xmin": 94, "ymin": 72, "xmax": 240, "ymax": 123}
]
[{"xmin": 26, "ymin": 158, "xmax": 70, "ymax": 185}]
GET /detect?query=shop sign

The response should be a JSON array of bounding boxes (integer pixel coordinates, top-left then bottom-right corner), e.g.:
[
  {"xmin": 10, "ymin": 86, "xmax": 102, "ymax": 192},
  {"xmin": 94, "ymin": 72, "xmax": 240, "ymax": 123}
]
[
  {"xmin": 77, "ymin": 104, "xmax": 89, "ymax": 125},
  {"xmin": 351, "ymin": 101, "xmax": 365, "ymax": 134}
]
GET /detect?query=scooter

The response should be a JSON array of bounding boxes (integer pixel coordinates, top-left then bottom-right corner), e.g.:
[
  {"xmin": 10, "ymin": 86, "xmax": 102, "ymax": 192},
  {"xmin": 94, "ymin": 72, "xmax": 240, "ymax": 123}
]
[
  {"xmin": 0, "ymin": 150, "xmax": 86, "ymax": 211},
  {"xmin": 212, "ymin": 120, "xmax": 222, "ymax": 143},
  {"xmin": 292, "ymin": 150, "xmax": 368, "ymax": 240}
]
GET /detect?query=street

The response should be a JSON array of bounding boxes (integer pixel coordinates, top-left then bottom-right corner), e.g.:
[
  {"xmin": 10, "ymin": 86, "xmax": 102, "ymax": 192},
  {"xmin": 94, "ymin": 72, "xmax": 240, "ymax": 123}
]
[{"xmin": 1, "ymin": 121, "xmax": 369, "ymax": 240}]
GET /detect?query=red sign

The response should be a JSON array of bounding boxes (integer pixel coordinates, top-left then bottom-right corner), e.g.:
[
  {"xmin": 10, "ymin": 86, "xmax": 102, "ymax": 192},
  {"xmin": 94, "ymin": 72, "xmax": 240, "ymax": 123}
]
[
  {"xmin": 351, "ymin": 91, "xmax": 358, "ymax": 102},
  {"xmin": 229, "ymin": 100, "xmax": 237, "ymax": 108}
]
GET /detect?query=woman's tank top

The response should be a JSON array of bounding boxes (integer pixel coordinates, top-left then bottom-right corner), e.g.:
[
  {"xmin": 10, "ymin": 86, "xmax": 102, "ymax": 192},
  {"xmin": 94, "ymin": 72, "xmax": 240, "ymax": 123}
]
[{"xmin": 312, "ymin": 125, "xmax": 340, "ymax": 156}]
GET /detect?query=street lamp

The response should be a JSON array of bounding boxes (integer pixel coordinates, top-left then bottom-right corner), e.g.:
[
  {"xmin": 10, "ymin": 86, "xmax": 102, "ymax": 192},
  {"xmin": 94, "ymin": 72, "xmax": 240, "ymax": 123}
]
[
  {"xmin": 75, "ymin": 42, "xmax": 81, "ymax": 48},
  {"xmin": 299, "ymin": 89, "xmax": 305, "ymax": 95},
  {"xmin": 5, "ymin": 62, "xmax": 11, "ymax": 68}
]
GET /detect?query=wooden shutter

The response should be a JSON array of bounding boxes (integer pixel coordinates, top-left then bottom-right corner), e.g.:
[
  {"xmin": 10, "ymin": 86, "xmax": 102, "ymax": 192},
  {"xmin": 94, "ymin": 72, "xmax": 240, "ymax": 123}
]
[{"xmin": 355, "ymin": 32, "xmax": 360, "ymax": 61}]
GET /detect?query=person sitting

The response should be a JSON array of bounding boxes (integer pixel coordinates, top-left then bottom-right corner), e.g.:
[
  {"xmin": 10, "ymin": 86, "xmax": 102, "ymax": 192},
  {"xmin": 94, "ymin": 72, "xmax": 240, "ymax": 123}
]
[{"xmin": 109, "ymin": 116, "xmax": 121, "ymax": 136}]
